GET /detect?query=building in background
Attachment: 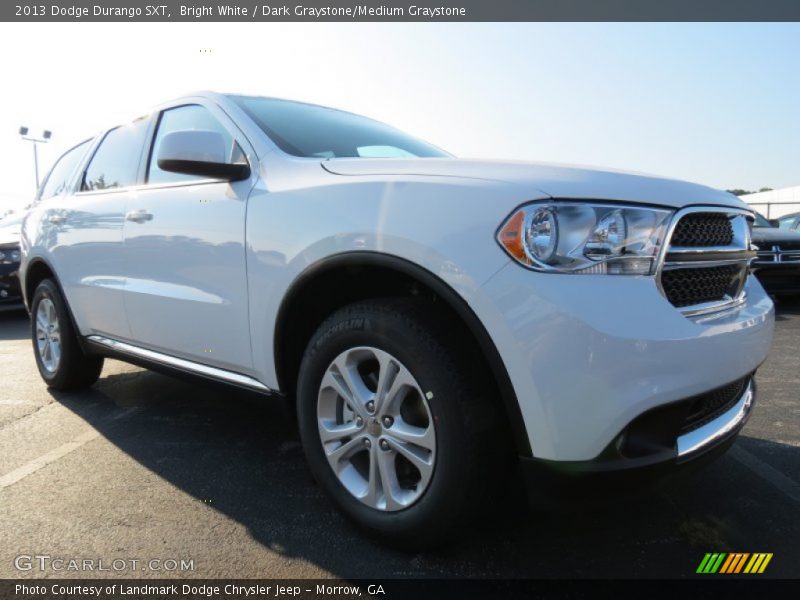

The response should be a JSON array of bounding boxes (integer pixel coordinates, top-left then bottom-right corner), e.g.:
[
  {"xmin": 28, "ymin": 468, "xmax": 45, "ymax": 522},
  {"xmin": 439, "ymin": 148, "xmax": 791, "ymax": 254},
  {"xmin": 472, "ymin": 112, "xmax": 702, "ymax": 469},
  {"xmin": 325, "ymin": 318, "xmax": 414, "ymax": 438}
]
[{"xmin": 742, "ymin": 185, "xmax": 800, "ymax": 218}]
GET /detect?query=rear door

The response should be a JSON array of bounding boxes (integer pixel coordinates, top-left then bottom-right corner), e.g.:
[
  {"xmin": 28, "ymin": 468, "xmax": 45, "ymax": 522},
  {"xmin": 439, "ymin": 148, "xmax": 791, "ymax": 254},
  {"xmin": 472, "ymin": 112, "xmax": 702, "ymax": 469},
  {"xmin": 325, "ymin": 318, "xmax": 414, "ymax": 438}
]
[
  {"xmin": 47, "ymin": 119, "xmax": 150, "ymax": 339},
  {"xmin": 121, "ymin": 102, "xmax": 256, "ymax": 373}
]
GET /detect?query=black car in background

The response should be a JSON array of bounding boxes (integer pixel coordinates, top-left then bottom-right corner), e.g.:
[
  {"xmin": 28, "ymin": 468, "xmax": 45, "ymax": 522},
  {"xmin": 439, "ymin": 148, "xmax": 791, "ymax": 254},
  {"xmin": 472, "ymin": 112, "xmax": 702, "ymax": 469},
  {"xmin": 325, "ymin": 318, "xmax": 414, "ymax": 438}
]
[
  {"xmin": 751, "ymin": 212, "xmax": 800, "ymax": 296},
  {"xmin": 0, "ymin": 214, "xmax": 24, "ymax": 310}
]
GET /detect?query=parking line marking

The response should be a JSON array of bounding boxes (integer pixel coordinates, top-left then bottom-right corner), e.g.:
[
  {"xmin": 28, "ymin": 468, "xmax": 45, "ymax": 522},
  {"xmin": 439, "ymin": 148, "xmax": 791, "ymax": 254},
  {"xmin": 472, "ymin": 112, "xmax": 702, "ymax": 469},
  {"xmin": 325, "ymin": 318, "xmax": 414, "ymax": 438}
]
[
  {"xmin": 730, "ymin": 444, "xmax": 800, "ymax": 504},
  {"xmin": 111, "ymin": 406, "xmax": 140, "ymax": 420},
  {"xmin": 0, "ymin": 430, "xmax": 99, "ymax": 490}
]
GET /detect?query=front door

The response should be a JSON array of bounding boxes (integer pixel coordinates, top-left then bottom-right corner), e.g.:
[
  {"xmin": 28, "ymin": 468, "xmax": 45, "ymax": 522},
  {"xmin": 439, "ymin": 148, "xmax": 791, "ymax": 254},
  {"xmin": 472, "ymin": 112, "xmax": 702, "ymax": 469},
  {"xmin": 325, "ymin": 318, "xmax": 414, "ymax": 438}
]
[{"xmin": 121, "ymin": 102, "xmax": 255, "ymax": 373}]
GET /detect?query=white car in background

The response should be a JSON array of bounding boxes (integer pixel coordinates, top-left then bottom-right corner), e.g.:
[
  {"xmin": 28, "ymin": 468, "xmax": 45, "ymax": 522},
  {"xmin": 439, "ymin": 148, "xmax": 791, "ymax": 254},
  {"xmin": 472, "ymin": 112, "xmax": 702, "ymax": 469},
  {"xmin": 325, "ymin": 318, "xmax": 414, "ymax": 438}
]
[{"xmin": 20, "ymin": 92, "xmax": 774, "ymax": 546}]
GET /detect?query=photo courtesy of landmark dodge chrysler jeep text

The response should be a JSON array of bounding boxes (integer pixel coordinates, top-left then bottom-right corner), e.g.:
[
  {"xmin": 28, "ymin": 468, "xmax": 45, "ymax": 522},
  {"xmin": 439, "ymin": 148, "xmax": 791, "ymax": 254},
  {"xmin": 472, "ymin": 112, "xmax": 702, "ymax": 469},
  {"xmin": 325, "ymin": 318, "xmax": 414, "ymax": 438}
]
[{"xmin": 20, "ymin": 92, "xmax": 774, "ymax": 546}]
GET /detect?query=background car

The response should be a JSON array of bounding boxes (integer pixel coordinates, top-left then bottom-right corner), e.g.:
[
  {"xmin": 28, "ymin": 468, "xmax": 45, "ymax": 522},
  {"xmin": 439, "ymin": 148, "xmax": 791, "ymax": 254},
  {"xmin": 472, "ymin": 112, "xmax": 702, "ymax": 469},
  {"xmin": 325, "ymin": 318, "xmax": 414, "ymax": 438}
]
[
  {"xmin": 775, "ymin": 211, "xmax": 800, "ymax": 231},
  {"xmin": 0, "ymin": 213, "xmax": 24, "ymax": 310},
  {"xmin": 751, "ymin": 212, "xmax": 800, "ymax": 296}
]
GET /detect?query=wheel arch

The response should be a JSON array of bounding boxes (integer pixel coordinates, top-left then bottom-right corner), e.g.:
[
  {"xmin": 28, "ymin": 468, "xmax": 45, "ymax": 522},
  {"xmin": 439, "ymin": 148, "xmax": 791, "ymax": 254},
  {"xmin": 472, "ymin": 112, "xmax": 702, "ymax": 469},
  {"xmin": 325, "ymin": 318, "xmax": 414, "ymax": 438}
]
[
  {"xmin": 24, "ymin": 257, "xmax": 92, "ymax": 353},
  {"xmin": 23, "ymin": 257, "xmax": 59, "ymax": 311},
  {"xmin": 274, "ymin": 252, "xmax": 532, "ymax": 457}
]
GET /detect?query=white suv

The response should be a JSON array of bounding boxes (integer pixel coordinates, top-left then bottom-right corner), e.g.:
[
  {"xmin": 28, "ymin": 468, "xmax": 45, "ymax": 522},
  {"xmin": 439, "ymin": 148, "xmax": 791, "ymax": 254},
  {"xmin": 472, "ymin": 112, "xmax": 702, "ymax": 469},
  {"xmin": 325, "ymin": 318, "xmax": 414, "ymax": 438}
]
[{"xmin": 21, "ymin": 92, "xmax": 774, "ymax": 546}]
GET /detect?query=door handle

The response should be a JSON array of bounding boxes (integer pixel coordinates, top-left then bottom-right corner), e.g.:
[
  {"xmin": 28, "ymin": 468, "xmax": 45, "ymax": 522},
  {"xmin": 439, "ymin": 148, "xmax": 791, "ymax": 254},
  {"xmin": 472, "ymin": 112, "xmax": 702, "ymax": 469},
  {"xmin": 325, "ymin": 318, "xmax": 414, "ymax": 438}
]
[
  {"xmin": 47, "ymin": 215, "xmax": 66, "ymax": 225},
  {"xmin": 125, "ymin": 209, "xmax": 153, "ymax": 224}
]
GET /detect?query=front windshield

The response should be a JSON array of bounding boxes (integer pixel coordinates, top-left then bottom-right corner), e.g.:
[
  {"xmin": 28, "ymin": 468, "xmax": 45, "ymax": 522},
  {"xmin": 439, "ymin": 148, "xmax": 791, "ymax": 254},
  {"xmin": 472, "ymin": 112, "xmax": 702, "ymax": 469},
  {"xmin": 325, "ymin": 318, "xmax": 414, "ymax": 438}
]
[
  {"xmin": 753, "ymin": 212, "xmax": 772, "ymax": 228},
  {"xmin": 229, "ymin": 95, "xmax": 450, "ymax": 159}
]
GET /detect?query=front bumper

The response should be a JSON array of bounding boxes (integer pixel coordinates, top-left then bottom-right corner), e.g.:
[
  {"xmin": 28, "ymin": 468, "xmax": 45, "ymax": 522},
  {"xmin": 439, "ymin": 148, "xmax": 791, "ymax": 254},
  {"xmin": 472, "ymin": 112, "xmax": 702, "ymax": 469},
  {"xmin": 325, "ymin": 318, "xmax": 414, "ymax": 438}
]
[
  {"xmin": 519, "ymin": 377, "xmax": 755, "ymax": 503},
  {"xmin": 0, "ymin": 261, "xmax": 23, "ymax": 309},
  {"xmin": 477, "ymin": 263, "xmax": 774, "ymax": 462}
]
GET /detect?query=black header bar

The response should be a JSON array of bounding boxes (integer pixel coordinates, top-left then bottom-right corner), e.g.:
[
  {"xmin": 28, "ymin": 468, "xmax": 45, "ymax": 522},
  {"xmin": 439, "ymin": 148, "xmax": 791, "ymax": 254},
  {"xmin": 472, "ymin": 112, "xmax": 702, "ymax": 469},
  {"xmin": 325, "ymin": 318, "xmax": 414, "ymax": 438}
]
[
  {"xmin": 3, "ymin": 579, "xmax": 799, "ymax": 600},
  {"xmin": 4, "ymin": 0, "xmax": 800, "ymax": 22}
]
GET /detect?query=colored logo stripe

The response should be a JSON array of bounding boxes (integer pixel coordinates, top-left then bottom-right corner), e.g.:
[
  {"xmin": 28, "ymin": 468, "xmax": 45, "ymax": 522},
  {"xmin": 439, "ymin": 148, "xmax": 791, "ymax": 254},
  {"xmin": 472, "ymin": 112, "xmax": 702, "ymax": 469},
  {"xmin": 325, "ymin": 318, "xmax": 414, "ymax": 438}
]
[
  {"xmin": 733, "ymin": 553, "xmax": 751, "ymax": 573},
  {"xmin": 719, "ymin": 554, "xmax": 735, "ymax": 573},
  {"xmin": 696, "ymin": 554, "xmax": 713, "ymax": 573},
  {"xmin": 697, "ymin": 552, "xmax": 772, "ymax": 574},
  {"xmin": 744, "ymin": 553, "xmax": 773, "ymax": 574},
  {"xmin": 697, "ymin": 553, "xmax": 726, "ymax": 573},
  {"xmin": 719, "ymin": 553, "xmax": 749, "ymax": 573}
]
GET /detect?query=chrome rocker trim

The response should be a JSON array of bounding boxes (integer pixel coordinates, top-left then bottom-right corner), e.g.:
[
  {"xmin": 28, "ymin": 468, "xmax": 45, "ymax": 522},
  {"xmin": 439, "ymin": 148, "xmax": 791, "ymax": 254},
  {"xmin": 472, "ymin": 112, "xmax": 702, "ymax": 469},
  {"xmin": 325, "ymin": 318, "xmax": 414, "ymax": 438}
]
[
  {"xmin": 86, "ymin": 335, "xmax": 272, "ymax": 393},
  {"xmin": 676, "ymin": 378, "xmax": 754, "ymax": 458}
]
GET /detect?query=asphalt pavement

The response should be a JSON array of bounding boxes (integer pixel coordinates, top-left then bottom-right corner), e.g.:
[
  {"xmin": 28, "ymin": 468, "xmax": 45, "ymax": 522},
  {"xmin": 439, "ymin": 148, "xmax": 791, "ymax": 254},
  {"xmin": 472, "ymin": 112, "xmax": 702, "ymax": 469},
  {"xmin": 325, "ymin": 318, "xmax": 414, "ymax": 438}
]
[{"xmin": 0, "ymin": 299, "xmax": 798, "ymax": 579}]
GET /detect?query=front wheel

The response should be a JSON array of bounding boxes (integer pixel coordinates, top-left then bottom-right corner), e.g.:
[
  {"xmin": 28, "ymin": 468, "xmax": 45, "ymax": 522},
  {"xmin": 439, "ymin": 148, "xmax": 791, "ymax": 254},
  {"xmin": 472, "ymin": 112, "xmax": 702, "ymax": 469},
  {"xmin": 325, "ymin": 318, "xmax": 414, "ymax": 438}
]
[
  {"xmin": 297, "ymin": 299, "xmax": 503, "ymax": 547},
  {"xmin": 31, "ymin": 279, "xmax": 104, "ymax": 390}
]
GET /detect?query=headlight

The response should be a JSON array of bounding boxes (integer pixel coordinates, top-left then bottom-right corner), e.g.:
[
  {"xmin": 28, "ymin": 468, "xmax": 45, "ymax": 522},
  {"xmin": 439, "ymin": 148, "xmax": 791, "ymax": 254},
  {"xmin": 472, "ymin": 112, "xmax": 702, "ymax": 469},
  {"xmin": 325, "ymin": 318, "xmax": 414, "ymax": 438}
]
[{"xmin": 497, "ymin": 202, "xmax": 673, "ymax": 275}]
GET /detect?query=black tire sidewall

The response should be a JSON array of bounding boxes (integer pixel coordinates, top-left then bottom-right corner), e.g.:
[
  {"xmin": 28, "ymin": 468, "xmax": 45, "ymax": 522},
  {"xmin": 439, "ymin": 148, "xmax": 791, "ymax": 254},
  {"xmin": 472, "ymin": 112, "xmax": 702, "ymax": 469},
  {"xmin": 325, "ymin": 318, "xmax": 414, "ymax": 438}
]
[
  {"xmin": 30, "ymin": 278, "xmax": 100, "ymax": 389},
  {"xmin": 297, "ymin": 303, "xmax": 478, "ymax": 543},
  {"xmin": 31, "ymin": 280, "xmax": 65, "ymax": 385}
]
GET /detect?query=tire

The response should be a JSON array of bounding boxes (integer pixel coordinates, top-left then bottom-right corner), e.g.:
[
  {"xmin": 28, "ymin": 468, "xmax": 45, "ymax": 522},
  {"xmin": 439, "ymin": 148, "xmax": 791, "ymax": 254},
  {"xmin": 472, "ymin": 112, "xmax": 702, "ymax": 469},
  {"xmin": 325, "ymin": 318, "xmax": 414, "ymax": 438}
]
[
  {"xmin": 30, "ymin": 278, "xmax": 104, "ymax": 391},
  {"xmin": 296, "ymin": 298, "xmax": 505, "ymax": 547}
]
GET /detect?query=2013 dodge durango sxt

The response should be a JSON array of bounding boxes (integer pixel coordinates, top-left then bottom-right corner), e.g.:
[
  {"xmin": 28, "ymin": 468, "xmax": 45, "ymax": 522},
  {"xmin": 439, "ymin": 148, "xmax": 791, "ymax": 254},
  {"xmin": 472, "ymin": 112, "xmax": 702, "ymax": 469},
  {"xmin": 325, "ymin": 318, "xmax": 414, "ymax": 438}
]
[{"xmin": 20, "ymin": 92, "xmax": 774, "ymax": 546}]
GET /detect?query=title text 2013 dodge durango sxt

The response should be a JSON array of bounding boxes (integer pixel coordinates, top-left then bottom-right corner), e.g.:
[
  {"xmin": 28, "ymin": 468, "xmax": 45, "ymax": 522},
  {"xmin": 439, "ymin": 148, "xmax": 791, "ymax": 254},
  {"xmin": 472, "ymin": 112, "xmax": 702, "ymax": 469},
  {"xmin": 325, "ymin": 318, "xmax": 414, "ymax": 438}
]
[{"xmin": 20, "ymin": 92, "xmax": 774, "ymax": 546}]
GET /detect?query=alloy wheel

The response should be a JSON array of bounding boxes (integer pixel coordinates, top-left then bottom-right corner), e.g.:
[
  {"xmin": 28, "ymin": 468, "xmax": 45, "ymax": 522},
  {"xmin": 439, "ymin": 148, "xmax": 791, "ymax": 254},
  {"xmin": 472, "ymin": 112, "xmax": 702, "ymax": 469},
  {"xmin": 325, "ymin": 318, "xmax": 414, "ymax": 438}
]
[
  {"xmin": 316, "ymin": 346, "xmax": 436, "ymax": 511},
  {"xmin": 35, "ymin": 298, "xmax": 61, "ymax": 374}
]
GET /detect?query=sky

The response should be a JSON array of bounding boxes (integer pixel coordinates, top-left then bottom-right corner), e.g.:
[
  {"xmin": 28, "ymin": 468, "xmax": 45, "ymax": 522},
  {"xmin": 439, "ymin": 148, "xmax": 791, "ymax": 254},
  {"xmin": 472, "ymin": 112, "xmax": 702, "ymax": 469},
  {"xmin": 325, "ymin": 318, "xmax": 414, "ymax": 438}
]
[{"xmin": 0, "ymin": 22, "xmax": 798, "ymax": 213}]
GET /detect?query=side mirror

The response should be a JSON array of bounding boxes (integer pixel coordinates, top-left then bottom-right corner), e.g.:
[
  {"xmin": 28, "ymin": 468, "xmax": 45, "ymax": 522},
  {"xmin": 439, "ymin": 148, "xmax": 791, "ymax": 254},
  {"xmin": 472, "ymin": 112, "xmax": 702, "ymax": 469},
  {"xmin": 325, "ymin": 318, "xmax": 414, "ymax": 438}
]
[
  {"xmin": 769, "ymin": 219, "xmax": 780, "ymax": 228},
  {"xmin": 156, "ymin": 130, "xmax": 250, "ymax": 181}
]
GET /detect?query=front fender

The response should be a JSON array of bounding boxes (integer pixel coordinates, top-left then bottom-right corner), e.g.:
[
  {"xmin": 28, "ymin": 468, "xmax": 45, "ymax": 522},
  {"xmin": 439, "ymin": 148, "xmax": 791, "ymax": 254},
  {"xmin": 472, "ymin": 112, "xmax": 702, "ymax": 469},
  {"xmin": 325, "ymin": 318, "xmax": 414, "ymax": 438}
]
[{"xmin": 244, "ymin": 174, "xmax": 532, "ymax": 392}]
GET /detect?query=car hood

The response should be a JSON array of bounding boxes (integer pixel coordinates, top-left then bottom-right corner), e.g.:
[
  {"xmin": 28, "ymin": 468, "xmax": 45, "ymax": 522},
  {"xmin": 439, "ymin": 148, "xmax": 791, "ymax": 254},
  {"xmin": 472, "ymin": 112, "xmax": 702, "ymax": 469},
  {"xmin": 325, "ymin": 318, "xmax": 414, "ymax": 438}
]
[
  {"xmin": 0, "ymin": 220, "xmax": 22, "ymax": 246},
  {"xmin": 322, "ymin": 158, "xmax": 747, "ymax": 210},
  {"xmin": 751, "ymin": 226, "xmax": 800, "ymax": 244}
]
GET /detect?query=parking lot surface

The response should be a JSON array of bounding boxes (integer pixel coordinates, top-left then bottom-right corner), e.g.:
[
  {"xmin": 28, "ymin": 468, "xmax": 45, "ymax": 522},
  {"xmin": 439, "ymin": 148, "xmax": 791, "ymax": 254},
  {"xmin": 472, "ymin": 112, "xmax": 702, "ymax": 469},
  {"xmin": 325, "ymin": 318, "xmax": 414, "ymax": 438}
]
[{"xmin": 0, "ymin": 300, "xmax": 798, "ymax": 579}]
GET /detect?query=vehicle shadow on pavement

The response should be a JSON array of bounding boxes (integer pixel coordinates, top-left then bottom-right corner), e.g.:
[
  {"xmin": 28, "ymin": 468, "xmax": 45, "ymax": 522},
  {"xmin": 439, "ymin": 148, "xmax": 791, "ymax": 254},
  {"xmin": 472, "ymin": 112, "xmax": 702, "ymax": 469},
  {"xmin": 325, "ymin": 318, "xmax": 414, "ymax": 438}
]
[
  {"xmin": 46, "ymin": 364, "xmax": 800, "ymax": 578},
  {"xmin": 772, "ymin": 295, "xmax": 800, "ymax": 321},
  {"xmin": 0, "ymin": 309, "xmax": 28, "ymax": 341}
]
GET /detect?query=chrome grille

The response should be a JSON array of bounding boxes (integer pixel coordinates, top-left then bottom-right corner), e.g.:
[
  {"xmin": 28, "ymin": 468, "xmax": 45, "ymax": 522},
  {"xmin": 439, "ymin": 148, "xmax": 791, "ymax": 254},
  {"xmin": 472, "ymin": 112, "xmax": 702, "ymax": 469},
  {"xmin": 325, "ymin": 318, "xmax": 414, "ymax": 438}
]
[
  {"xmin": 661, "ymin": 265, "xmax": 742, "ymax": 308},
  {"xmin": 779, "ymin": 240, "xmax": 800, "ymax": 252},
  {"xmin": 658, "ymin": 208, "xmax": 754, "ymax": 316},
  {"xmin": 754, "ymin": 241, "xmax": 800, "ymax": 265},
  {"xmin": 670, "ymin": 213, "xmax": 733, "ymax": 247}
]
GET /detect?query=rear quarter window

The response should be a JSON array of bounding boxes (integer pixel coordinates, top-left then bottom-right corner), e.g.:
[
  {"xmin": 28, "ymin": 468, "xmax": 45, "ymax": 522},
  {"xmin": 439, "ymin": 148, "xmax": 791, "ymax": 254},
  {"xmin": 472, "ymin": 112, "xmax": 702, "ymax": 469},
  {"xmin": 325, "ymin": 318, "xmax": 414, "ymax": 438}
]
[{"xmin": 39, "ymin": 140, "xmax": 91, "ymax": 200}]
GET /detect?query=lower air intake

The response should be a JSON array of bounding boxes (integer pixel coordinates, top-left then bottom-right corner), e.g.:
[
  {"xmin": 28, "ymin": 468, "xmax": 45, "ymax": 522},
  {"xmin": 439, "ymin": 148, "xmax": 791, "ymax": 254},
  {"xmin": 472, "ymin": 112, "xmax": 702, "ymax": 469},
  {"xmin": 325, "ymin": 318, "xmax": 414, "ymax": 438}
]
[{"xmin": 661, "ymin": 264, "xmax": 742, "ymax": 308}]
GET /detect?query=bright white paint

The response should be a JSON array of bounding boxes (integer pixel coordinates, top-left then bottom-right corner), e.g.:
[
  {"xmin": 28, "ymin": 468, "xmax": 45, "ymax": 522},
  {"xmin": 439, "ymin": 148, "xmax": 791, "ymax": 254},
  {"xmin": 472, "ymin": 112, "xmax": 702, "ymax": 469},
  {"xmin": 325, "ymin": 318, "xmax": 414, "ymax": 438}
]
[
  {"xmin": 477, "ymin": 268, "xmax": 771, "ymax": 459},
  {"xmin": 20, "ymin": 92, "xmax": 774, "ymax": 461}
]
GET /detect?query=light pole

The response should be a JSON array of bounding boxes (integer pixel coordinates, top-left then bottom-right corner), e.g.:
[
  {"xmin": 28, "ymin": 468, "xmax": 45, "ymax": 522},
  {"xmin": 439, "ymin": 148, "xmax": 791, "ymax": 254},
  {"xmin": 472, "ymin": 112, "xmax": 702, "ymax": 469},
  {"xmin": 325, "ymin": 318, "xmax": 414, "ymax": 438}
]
[{"xmin": 19, "ymin": 127, "xmax": 52, "ymax": 190}]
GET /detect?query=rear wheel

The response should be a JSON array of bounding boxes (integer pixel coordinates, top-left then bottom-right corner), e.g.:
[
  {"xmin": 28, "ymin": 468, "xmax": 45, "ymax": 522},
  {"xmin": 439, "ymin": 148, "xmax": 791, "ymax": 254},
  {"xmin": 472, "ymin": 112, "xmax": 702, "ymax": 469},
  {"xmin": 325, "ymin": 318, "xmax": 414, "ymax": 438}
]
[
  {"xmin": 297, "ymin": 299, "xmax": 503, "ymax": 547},
  {"xmin": 31, "ymin": 279, "xmax": 103, "ymax": 390}
]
